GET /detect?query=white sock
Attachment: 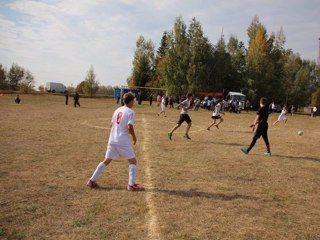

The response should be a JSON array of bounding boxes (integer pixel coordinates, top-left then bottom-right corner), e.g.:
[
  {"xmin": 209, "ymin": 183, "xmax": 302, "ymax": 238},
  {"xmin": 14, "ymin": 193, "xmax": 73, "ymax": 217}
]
[
  {"xmin": 128, "ymin": 164, "xmax": 136, "ymax": 186},
  {"xmin": 90, "ymin": 162, "xmax": 106, "ymax": 181}
]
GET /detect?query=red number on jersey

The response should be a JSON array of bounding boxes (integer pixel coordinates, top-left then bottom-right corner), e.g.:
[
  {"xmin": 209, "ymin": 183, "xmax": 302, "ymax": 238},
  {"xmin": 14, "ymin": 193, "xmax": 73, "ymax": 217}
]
[{"xmin": 116, "ymin": 112, "xmax": 123, "ymax": 124}]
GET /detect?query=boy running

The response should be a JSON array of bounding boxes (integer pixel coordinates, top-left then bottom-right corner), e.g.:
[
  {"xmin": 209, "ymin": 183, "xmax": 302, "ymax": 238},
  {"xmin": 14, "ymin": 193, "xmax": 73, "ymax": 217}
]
[
  {"xmin": 207, "ymin": 98, "xmax": 224, "ymax": 130},
  {"xmin": 273, "ymin": 105, "xmax": 288, "ymax": 125},
  {"xmin": 168, "ymin": 93, "xmax": 193, "ymax": 140},
  {"xmin": 241, "ymin": 97, "xmax": 271, "ymax": 156},
  {"xmin": 87, "ymin": 93, "xmax": 145, "ymax": 191}
]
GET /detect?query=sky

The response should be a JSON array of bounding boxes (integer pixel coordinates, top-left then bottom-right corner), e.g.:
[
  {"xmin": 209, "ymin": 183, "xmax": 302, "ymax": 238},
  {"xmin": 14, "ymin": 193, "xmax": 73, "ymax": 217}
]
[{"xmin": 0, "ymin": 0, "xmax": 319, "ymax": 88}]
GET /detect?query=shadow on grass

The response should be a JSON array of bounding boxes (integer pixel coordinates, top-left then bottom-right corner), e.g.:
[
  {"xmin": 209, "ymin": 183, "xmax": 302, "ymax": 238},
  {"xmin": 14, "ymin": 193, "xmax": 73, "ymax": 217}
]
[
  {"xmin": 93, "ymin": 186, "xmax": 258, "ymax": 201},
  {"xmin": 151, "ymin": 188, "xmax": 258, "ymax": 201},
  {"xmin": 273, "ymin": 154, "xmax": 320, "ymax": 163},
  {"xmin": 195, "ymin": 140, "xmax": 243, "ymax": 147},
  {"xmin": 224, "ymin": 130, "xmax": 253, "ymax": 134},
  {"xmin": 93, "ymin": 185, "xmax": 126, "ymax": 191}
]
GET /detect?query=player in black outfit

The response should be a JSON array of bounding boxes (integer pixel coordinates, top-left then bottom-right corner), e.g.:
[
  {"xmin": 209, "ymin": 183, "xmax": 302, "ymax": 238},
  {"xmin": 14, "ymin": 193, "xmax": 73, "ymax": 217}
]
[
  {"xmin": 241, "ymin": 97, "xmax": 271, "ymax": 156},
  {"xmin": 73, "ymin": 92, "xmax": 80, "ymax": 107}
]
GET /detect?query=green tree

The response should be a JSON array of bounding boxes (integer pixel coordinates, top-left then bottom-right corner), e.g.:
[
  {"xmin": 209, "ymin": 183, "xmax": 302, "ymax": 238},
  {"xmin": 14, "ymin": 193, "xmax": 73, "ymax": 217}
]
[
  {"xmin": 226, "ymin": 36, "xmax": 247, "ymax": 94},
  {"xmin": 129, "ymin": 35, "xmax": 155, "ymax": 88},
  {"xmin": 18, "ymin": 70, "xmax": 35, "ymax": 93},
  {"xmin": 282, "ymin": 53, "xmax": 317, "ymax": 106},
  {"xmin": 153, "ymin": 31, "xmax": 169, "ymax": 88},
  {"xmin": 282, "ymin": 51, "xmax": 301, "ymax": 105},
  {"xmin": 0, "ymin": 64, "xmax": 8, "ymax": 90},
  {"xmin": 246, "ymin": 16, "xmax": 277, "ymax": 104},
  {"xmin": 293, "ymin": 65, "xmax": 312, "ymax": 106},
  {"xmin": 157, "ymin": 31, "xmax": 168, "ymax": 60},
  {"xmin": 212, "ymin": 37, "xmax": 232, "ymax": 92},
  {"xmin": 161, "ymin": 17, "xmax": 190, "ymax": 97},
  {"xmin": 7, "ymin": 63, "xmax": 24, "ymax": 90},
  {"xmin": 187, "ymin": 17, "xmax": 214, "ymax": 92},
  {"xmin": 83, "ymin": 66, "xmax": 99, "ymax": 97}
]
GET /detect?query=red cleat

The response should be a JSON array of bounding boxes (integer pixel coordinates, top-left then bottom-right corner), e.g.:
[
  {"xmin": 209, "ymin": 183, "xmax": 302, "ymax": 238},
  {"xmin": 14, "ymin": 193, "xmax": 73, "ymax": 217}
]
[
  {"xmin": 87, "ymin": 180, "xmax": 99, "ymax": 188},
  {"xmin": 127, "ymin": 184, "xmax": 145, "ymax": 191}
]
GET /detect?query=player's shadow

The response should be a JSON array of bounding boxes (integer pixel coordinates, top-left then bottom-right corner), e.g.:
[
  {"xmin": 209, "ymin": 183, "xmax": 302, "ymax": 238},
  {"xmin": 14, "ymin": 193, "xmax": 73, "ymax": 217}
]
[
  {"xmin": 94, "ymin": 186, "xmax": 258, "ymax": 201},
  {"xmin": 272, "ymin": 154, "xmax": 320, "ymax": 163},
  {"xmin": 151, "ymin": 188, "xmax": 258, "ymax": 201}
]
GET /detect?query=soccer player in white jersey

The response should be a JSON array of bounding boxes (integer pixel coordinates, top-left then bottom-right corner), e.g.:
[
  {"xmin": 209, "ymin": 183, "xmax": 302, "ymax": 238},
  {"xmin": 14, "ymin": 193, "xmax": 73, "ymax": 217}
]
[
  {"xmin": 157, "ymin": 95, "xmax": 166, "ymax": 117},
  {"xmin": 273, "ymin": 105, "xmax": 288, "ymax": 125},
  {"xmin": 207, "ymin": 98, "xmax": 224, "ymax": 130},
  {"xmin": 168, "ymin": 93, "xmax": 193, "ymax": 140},
  {"xmin": 87, "ymin": 93, "xmax": 145, "ymax": 191}
]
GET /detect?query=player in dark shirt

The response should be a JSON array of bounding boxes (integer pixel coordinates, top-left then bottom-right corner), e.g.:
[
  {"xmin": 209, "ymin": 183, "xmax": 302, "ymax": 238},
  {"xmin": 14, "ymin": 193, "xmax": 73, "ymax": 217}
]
[
  {"xmin": 73, "ymin": 92, "xmax": 80, "ymax": 107},
  {"xmin": 241, "ymin": 97, "xmax": 271, "ymax": 156}
]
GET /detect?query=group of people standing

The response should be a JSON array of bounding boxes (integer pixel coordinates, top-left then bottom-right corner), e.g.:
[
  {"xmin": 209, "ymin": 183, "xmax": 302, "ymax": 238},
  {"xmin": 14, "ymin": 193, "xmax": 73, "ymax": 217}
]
[{"xmin": 65, "ymin": 92, "xmax": 80, "ymax": 107}]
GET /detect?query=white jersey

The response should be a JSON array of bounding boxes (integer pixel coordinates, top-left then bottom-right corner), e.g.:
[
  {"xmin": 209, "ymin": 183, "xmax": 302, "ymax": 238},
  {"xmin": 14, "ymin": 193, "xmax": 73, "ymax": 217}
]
[
  {"xmin": 161, "ymin": 97, "xmax": 166, "ymax": 111},
  {"xmin": 212, "ymin": 103, "xmax": 221, "ymax": 117},
  {"xmin": 108, "ymin": 106, "xmax": 135, "ymax": 146},
  {"xmin": 180, "ymin": 99, "xmax": 190, "ymax": 114},
  {"xmin": 277, "ymin": 108, "xmax": 287, "ymax": 121}
]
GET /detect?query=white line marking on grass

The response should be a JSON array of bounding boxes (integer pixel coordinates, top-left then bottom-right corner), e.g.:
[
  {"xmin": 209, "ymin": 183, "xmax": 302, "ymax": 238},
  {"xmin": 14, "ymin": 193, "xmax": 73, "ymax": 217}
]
[{"xmin": 142, "ymin": 114, "xmax": 161, "ymax": 240}]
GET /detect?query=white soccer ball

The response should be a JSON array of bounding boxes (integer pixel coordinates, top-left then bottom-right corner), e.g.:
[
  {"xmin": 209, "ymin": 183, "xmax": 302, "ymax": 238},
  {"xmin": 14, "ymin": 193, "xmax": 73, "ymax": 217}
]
[{"xmin": 298, "ymin": 131, "xmax": 303, "ymax": 136}]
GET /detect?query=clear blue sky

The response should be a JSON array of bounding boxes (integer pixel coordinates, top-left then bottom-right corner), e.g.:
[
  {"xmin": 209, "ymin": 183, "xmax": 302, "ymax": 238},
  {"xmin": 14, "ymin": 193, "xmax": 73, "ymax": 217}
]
[{"xmin": 0, "ymin": 0, "xmax": 319, "ymax": 88}]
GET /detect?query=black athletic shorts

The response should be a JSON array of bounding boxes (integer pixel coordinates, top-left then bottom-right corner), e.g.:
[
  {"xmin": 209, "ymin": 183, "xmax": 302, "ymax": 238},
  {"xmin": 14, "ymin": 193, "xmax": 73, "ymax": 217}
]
[
  {"xmin": 177, "ymin": 114, "xmax": 192, "ymax": 125},
  {"xmin": 211, "ymin": 115, "xmax": 221, "ymax": 119}
]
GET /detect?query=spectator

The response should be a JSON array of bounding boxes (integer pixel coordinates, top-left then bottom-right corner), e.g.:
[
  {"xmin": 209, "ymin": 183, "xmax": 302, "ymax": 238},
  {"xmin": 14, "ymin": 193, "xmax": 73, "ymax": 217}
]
[
  {"xmin": 245, "ymin": 100, "xmax": 251, "ymax": 112},
  {"xmin": 116, "ymin": 93, "xmax": 120, "ymax": 104},
  {"xmin": 194, "ymin": 97, "xmax": 200, "ymax": 111},
  {"xmin": 165, "ymin": 95, "xmax": 169, "ymax": 107},
  {"xmin": 169, "ymin": 96, "xmax": 174, "ymax": 109},
  {"xmin": 137, "ymin": 91, "xmax": 142, "ymax": 105}
]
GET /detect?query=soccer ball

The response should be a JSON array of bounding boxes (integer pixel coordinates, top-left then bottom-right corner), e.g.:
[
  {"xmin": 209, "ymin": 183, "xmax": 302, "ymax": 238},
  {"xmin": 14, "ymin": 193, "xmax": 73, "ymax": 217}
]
[{"xmin": 298, "ymin": 131, "xmax": 303, "ymax": 136}]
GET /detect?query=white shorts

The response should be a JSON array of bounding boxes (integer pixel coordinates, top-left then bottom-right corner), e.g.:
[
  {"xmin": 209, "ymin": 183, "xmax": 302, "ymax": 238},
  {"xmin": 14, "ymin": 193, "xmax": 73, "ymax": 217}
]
[
  {"xmin": 105, "ymin": 144, "xmax": 136, "ymax": 160},
  {"xmin": 278, "ymin": 114, "xmax": 286, "ymax": 121},
  {"xmin": 161, "ymin": 105, "xmax": 166, "ymax": 111}
]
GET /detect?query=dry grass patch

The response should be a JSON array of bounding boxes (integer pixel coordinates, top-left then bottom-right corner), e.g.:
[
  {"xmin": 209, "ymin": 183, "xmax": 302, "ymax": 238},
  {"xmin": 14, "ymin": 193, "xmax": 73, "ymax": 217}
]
[{"xmin": 0, "ymin": 94, "xmax": 319, "ymax": 239}]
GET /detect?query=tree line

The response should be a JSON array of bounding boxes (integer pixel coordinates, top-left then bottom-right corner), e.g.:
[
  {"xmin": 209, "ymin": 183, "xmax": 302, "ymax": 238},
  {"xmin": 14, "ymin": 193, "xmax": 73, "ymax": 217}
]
[
  {"xmin": 0, "ymin": 63, "xmax": 35, "ymax": 93},
  {"xmin": 1, "ymin": 15, "xmax": 320, "ymax": 107},
  {"xmin": 0, "ymin": 63, "xmax": 114, "ymax": 96},
  {"xmin": 129, "ymin": 16, "xmax": 320, "ymax": 107}
]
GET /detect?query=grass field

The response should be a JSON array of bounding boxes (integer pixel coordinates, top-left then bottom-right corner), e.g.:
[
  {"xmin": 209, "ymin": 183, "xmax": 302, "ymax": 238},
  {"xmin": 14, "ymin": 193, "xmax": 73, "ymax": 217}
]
[{"xmin": 1, "ymin": 94, "xmax": 320, "ymax": 240}]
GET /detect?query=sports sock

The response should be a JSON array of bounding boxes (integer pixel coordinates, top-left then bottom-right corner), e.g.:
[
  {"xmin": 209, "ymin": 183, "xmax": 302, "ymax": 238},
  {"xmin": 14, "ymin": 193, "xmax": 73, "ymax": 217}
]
[
  {"xmin": 128, "ymin": 164, "xmax": 136, "ymax": 186},
  {"xmin": 90, "ymin": 162, "xmax": 106, "ymax": 181},
  {"xmin": 266, "ymin": 144, "xmax": 271, "ymax": 153}
]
